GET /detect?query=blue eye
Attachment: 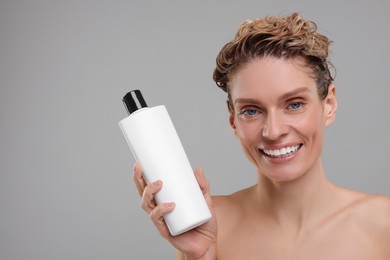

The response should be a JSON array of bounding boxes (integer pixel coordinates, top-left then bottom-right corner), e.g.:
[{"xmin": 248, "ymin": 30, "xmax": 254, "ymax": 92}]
[
  {"xmin": 288, "ymin": 102, "xmax": 303, "ymax": 110},
  {"xmin": 239, "ymin": 108, "xmax": 259, "ymax": 117},
  {"xmin": 244, "ymin": 109, "xmax": 258, "ymax": 115}
]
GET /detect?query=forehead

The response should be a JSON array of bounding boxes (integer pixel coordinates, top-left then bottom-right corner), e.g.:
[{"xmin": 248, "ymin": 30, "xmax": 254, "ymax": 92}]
[{"xmin": 230, "ymin": 57, "xmax": 317, "ymax": 101}]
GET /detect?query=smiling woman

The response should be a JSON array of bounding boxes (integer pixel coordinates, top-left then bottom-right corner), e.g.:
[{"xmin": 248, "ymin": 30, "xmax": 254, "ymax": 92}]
[
  {"xmin": 132, "ymin": 12, "xmax": 390, "ymax": 260},
  {"xmin": 228, "ymin": 57, "xmax": 335, "ymax": 183}
]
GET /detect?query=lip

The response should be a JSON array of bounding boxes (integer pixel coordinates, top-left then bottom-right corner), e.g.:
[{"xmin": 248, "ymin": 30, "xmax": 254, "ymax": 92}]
[{"xmin": 259, "ymin": 143, "xmax": 303, "ymax": 163}]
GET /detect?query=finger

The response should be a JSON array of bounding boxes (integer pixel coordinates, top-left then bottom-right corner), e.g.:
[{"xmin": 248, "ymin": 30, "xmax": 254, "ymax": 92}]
[
  {"xmin": 132, "ymin": 162, "xmax": 147, "ymax": 196},
  {"xmin": 194, "ymin": 167, "xmax": 209, "ymax": 195},
  {"xmin": 194, "ymin": 168, "xmax": 213, "ymax": 207},
  {"xmin": 141, "ymin": 180, "xmax": 162, "ymax": 213},
  {"xmin": 149, "ymin": 202, "xmax": 175, "ymax": 238}
]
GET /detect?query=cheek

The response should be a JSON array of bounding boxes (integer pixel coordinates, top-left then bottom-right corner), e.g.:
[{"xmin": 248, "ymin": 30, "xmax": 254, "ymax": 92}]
[
  {"xmin": 235, "ymin": 121, "xmax": 261, "ymax": 144},
  {"xmin": 294, "ymin": 108, "xmax": 325, "ymax": 133},
  {"xmin": 296, "ymin": 111, "xmax": 325, "ymax": 147},
  {"xmin": 235, "ymin": 122, "xmax": 262, "ymax": 165},
  {"xmin": 298, "ymin": 117, "xmax": 319, "ymax": 133}
]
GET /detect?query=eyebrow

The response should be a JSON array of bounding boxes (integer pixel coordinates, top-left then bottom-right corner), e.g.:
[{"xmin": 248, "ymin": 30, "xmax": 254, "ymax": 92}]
[
  {"xmin": 278, "ymin": 87, "xmax": 310, "ymax": 102},
  {"xmin": 234, "ymin": 87, "xmax": 310, "ymax": 105}
]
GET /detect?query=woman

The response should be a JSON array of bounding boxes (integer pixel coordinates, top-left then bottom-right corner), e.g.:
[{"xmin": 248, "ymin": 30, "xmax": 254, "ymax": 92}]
[{"xmin": 133, "ymin": 12, "xmax": 390, "ymax": 259}]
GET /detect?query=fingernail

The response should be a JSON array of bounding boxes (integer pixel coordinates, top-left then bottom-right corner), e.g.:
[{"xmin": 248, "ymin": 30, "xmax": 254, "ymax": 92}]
[
  {"xmin": 133, "ymin": 163, "xmax": 138, "ymax": 171},
  {"xmin": 167, "ymin": 202, "xmax": 175, "ymax": 208},
  {"xmin": 152, "ymin": 180, "xmax": 161, "ymax": 187}
]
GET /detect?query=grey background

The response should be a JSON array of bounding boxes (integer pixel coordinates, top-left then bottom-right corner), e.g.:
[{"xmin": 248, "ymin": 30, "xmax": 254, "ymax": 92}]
[{"xmin": 1, "ymin": 0, "xmax": 389, "ymax": 259}]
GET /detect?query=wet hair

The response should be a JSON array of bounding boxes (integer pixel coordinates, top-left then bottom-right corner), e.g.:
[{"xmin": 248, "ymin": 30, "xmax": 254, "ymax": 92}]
[{"xmin": 213, "ymin": 12, "xmax": 334, "ymax": 108}]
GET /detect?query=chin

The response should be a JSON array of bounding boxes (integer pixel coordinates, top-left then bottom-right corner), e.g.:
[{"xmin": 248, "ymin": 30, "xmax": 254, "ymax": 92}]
[{"xmin": 258, "ymin": 165, "xmax": 307, "ymax": 183}]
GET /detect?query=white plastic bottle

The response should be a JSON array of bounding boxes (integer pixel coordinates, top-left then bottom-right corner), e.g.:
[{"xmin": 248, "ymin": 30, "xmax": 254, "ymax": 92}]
[{"xmin": 119, "ymin": 90, "xmax": 211, "ymax": 236}]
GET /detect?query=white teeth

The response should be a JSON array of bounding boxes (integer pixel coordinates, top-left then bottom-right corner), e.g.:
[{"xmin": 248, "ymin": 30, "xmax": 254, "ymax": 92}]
[{"xmin": 263, "ymin": 145, "xmax": 300, "ymax": 157}]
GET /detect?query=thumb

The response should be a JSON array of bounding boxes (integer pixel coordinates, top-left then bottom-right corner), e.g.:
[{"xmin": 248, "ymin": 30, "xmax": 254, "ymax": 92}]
[{"xmin": 194, "ymin": 168, "xmax": 213, "ymax": 207}]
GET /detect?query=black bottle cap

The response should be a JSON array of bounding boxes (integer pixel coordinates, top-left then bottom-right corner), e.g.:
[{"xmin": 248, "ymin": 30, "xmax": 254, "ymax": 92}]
[{"xmin": 122, "ymin": 90, "xmax": 148, "ymax": 115}]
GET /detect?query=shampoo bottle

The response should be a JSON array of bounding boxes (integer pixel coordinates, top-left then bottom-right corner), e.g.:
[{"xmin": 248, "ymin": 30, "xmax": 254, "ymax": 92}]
[{"xmin": 119, "ymin": 90, "xmax": 211, "ymax": 236}]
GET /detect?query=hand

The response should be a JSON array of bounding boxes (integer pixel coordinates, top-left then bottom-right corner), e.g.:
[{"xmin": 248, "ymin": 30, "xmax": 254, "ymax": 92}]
[{"xmin": 132, "ymin": 162, "xmax": 218, "ymax": 259}]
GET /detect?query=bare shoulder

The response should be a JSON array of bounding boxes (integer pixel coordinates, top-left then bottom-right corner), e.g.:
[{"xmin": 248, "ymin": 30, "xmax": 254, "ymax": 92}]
[
  {"xmin": 354, "ymin": 193, "xmax": 390, "ymax": 225},
  {"xmin": 350, "ymin": 192, "xmax": 390, "ymax": 255},
  {"xmin": 212, "ymin": 186, "xmax": 254, "ymax": 211},
  {"xmin": 342, "ymin": 190, "xmax": 390, "ymax": 226},
  {"xmin": 211, "ymin": 186, "xmax": 255, "ymax": 226}
]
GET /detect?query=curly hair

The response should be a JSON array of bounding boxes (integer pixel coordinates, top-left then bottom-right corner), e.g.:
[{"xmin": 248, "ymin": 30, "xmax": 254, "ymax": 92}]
[{"xmin": 213, "ymin": 12, "xmax": 334, "ymax": 103}]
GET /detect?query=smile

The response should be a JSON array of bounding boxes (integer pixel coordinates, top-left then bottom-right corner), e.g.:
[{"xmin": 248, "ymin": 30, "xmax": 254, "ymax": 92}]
[{"xmin": 261, "ymin": 144, "xmax": 302, "ymax": 158}]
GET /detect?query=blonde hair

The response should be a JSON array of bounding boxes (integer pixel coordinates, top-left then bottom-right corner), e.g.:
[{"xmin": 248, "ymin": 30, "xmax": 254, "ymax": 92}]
[{"xmin": 213, "ymin": 12, "xmax": 334, "ymax": 101}]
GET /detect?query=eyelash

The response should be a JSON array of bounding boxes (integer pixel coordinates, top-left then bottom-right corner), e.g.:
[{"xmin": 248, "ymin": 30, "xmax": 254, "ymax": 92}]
[
  {"xmin": 237, "ymin": 100, "xmax": 306, "ymax": 118},
  {"xmin": 287, "ymin": 101, "xmax": 305, "ymax": 111},
  {"xmin": 238, "ymin": 108, "xmax": 261, "ymax": 118}
]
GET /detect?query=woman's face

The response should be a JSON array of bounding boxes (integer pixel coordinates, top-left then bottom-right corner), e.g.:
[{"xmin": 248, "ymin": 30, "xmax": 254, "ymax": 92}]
[{"xmin": 229, "ymin": 57, "xmax": 337, "ymax": 182}]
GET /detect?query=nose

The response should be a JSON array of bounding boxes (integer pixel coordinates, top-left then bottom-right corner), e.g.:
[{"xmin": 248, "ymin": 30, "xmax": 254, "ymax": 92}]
[{"xmin": 261, "ymin": 111, "xmax": 288, "ymax": 140}]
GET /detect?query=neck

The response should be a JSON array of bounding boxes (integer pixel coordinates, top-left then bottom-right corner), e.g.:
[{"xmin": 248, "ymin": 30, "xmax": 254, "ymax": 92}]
[{"xmin": 254, "ymin": 159, "xmax": 338, "ymax": 232}]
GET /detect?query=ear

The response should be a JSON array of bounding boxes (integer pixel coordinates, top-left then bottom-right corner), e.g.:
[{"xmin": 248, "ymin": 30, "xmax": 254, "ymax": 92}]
[{"xmin": 324, "ymin": 84, "xmax": 337, "ymax": 126}]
